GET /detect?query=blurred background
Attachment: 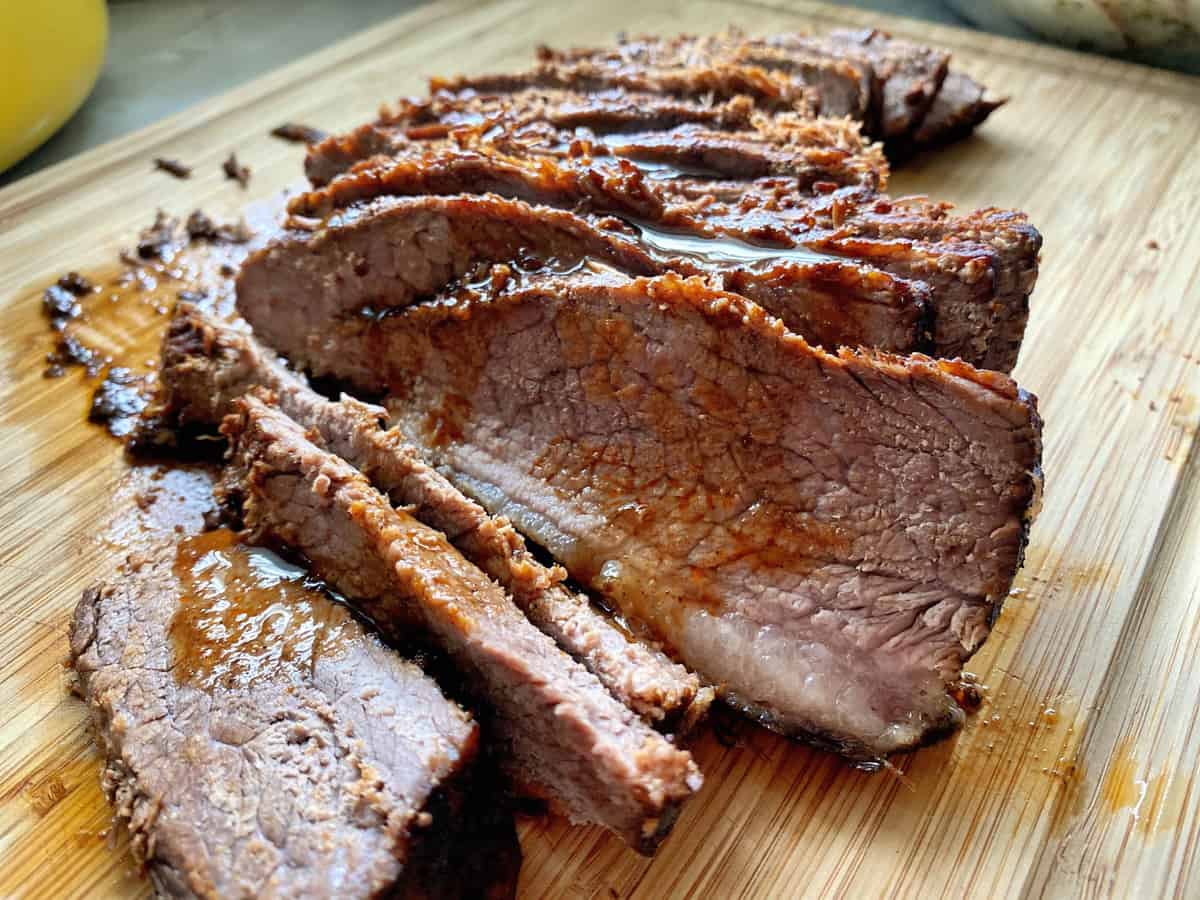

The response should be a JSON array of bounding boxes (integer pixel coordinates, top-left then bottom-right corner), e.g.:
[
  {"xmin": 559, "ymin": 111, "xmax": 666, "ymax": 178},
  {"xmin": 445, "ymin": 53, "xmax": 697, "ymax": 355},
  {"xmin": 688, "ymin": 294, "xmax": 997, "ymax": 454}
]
[{"xmin": 1, "ymin": 0, "xmax": 1196, "ymax": 188}]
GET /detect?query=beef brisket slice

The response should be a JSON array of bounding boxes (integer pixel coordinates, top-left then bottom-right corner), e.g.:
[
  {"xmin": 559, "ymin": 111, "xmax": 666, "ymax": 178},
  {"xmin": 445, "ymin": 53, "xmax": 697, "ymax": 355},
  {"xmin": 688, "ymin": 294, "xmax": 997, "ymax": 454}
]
[
  {"xmin": 279, "ymin": 145, "xmax": 1038, "ymax": 370},
  {"xmin": 305, "ymin": 87, "xmax": 884, "ymax": 190},
  {"xmin": 222, "ymin": 395, "xmax": 702, "ymax": 852},
  {"xmin": 150, "ymin": 306, "xmax": 707, "ymax": 731},
  {"xmin": 433, "ymin": 57, "xmax": 815, "ymax": 118},
  {"xmin": 244, "ymin": 190, "xmax": 929, "ymax": 359},
  {"xmin": 910, "ymin": 70, "xmax": 1006, "ymax": 151},
  {"xmin": 250, "ymin": 268, "xmax": 1041, "ymax": 760},
  {"xmin": 68, "ymin": 531, "xmax": 483, "ymax": 899},
  {"xmin": 534, "ymin": 32, "xmax": 852, "ymax": 117}
]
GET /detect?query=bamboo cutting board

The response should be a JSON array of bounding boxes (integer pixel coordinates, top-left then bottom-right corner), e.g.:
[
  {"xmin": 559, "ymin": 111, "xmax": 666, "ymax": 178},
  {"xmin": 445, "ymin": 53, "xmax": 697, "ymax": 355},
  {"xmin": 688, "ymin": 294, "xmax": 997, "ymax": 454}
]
[{"xmin": 2, "ymin": 1, "xmax": 1199, "ymax": 897}]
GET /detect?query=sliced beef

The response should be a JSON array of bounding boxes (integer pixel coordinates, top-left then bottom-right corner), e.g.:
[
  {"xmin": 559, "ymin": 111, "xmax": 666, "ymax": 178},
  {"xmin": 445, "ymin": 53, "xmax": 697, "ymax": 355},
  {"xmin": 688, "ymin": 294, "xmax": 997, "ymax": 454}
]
[
  {"xmin": 147, "ymin": 305, "xmax": 708, "ymax": 731},
  {"xmin": 69, "ymin": 528, "xmax": 498, "ymax": 899},
  {"xmin": 222, "ymin": 394, "xmax": 703, "ymax": 851},
  {"xmin": 591, "ymin": 117, "xmax": 883, "ymax": 186},
  {"xmin": 306, "ymin": 86, "xmax": 884, "ymax": 190},
  {"xmin": 243, "ymin": 266, "xmax": 1042, "ymax": 762},
  {"xmin": 543, "ymin": 31, "xmax": 873, "ymax": 121},
  {"xmin": 540, "ymin": 29, "xmax": 998, "ymax": 153},
  {"xmin": 273, "ymin": 145, "xmax": 1039, "ymax": 370},
  {"xmin": 909, "ymin": 70, "xmax": 1006, "ymax": 151},
  {"xmin": 803, "ymin": 29, "xmax": 951, "ymax": 140},
  {"xmin": 538, "ymin": 29, "xmax": 993, "ymax": 155},
  {"xmin": 535, "ymin": 31, "xmax": 844, "ymax": 109},
  {"xmin": 433, "ymin": 58, "xmax": 815, "ymax": 118},
  {"xmin": 232, "ymin": 193, "xmax": 658, "ymax": 354},
  {"xmin": 728, "ymin": 44, "xmax": 870, "ymax": 120},
  {"xmin": 244, "ymin": 190, "xmax": 929, "ymax": 360},
  {"xmin": 311, "ymin": 31, "xmax": 995, "ymax": 195},
  {"xmin": 307, "ymin": 89, "xmax": 765, "ymax": 187}
]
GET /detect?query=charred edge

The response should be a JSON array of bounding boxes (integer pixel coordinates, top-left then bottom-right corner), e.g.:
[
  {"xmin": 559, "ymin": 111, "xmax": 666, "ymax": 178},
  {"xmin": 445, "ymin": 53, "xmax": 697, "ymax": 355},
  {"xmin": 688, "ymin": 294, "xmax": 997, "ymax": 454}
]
[
  {"xmin": 398, "ymin": 751, "xmax": 522, "ymax": 900},
  {"xmin": 636, "ymin": 799, "xmax": 686, "ymax": 857},
  {"xmin": 911, "ymin": 285, "xmax": 937, "ymax": 355}
]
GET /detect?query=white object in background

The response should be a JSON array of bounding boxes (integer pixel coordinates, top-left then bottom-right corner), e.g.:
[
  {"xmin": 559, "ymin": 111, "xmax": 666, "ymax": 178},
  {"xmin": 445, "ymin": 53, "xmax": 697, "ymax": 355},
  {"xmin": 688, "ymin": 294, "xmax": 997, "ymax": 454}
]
[{"xmin": 945, "ymin": 0, "xmax": 1200, "ymax": 53}]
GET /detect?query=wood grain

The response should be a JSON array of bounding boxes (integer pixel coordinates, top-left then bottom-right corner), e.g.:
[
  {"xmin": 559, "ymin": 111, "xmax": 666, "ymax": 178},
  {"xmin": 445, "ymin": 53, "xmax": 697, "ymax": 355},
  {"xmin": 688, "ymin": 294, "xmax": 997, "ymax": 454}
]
[{"xmin": 1, "ymin": 1, "xmax": 1198, "ymax": 897}]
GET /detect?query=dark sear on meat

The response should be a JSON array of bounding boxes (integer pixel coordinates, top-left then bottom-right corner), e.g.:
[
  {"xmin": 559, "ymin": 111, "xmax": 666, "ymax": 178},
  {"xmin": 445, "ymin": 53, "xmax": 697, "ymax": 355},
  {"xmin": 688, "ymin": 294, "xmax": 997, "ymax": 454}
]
[
  {"xmin": 145, "ymin": 304, "xmax": 710, "ymax": 732},
  {"xmin": 236, "ymin": 265, "xmax": 1042, "ymax": 762},
  {"xmin": 220, "ymin": 394, "xmax": 703, "ymax": 851},
  {"xmin": 69, "ymin": 527, "xmax": 520, "ymax": 899}
]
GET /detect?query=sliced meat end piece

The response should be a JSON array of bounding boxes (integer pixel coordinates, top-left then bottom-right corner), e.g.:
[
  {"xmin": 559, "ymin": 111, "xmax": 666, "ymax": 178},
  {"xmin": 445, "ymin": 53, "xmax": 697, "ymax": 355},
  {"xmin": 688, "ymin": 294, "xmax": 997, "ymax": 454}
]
[
  {"xmin": 306, "ymin": 121, "xmax": 408, "ymax": 188},
  {"xmin": 594, "ymin": 118, "xmax": 886, "ymax": 188},
  {"xmin": 221, "ymin": 394, "xmax": 702, "ymax": 851},
  {"xmin": 793, "ymin": 187, "xmax": 1039, "ymax": 371},
  {"xmin": 68, "ymin": 529, "xmax": 487, "ymax": 899},
  {"xmin": 819, "ymin": 29, "xmax": 950, "ymax": 139},
  {"xmin": 536, "ymin": 29, "xmax": 999, "ymax": 155},
  {"xmin": 906, "ymin": 71, "xmax": 1006, "ymax": 155},
  {"xmin": 399, "ymin": 87, "xmax": 762, "ymax": 135},
  {"xmin": 533, "ymin": 32, "xmax": 841, "ymax": 118},
  {"xmin": 652, "ymin": 180, "xmax": 1036, "ymax": 372},
  {"xmin": 245, "ymin": 191, "xmax": 665, "ymax": 341},
  {"xmin": 251, "ymin": 267, "xmax": 1042, "ymax": 761},
  {"xmin": 148, "ymin": 305, "xmax": 709, "ymax": 732}
]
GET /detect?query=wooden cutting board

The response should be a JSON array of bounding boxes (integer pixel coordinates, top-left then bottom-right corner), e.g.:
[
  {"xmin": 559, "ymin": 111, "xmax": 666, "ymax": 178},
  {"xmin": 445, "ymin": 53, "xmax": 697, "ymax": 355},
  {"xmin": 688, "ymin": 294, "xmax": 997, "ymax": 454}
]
[{"xmin": 2, "ymin": 1, "xmax": 1198, "ymax": 897}]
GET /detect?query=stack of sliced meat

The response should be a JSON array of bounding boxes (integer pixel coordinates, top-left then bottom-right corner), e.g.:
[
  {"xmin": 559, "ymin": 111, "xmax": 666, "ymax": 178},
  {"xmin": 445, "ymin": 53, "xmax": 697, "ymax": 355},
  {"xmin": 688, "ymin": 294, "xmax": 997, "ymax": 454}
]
[
  {"xmin": 289, "ymin": 30, "xmax": 1034, "ymax": 372},
  {"xmin": 72, "ymin": 26, "xmax": 1044, "ymax": 898},
  {"xmin": 307, "ymin": 28, "xmax": 1004, "ymax": 191},
  {"xmin": 531, "ymin": 30, "xmax": 1006, "ymax": 157}
]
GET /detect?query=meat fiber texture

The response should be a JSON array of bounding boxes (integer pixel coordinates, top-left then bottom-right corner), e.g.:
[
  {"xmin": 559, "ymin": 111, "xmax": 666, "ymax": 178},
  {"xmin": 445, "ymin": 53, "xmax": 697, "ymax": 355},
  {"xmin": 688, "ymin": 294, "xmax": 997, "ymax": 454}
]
[
  {"xmin": 147, "ymin": 305, "xmax": 708, "ymax": 732},
  {"xmin": 221, "ymin": 394, "xmax": 703, "ymax": 852},
  {"xmin": 68, "ymin": 538, "xmax": 487, "ymax": 899},
  {"xmin": 236, "ymin": 265, "xmax": 1042, "ymax": 762}
]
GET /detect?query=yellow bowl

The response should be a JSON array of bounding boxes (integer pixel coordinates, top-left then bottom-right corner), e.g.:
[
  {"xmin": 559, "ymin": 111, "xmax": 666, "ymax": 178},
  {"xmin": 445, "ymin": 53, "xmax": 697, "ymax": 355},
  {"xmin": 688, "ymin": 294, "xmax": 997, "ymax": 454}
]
[{"xmin": 0, "ymin": 0, "xmax": 108, "ymax": 175}]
